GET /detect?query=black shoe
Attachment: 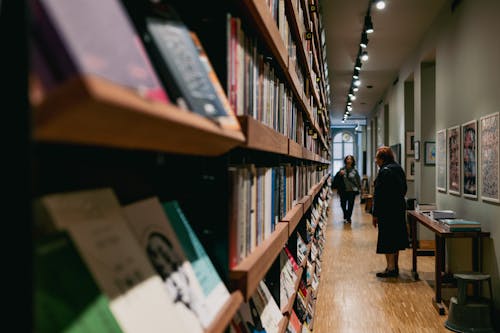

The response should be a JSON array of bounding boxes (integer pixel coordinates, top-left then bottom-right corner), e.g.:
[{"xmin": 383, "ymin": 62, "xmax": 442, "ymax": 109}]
[
  {"xmin": 347, "ymin": 219, "xmax": 352, "ymax": 223},
  {"xmin": 376, "ymin": 269, "xmax": 398, "ymax": 278}
]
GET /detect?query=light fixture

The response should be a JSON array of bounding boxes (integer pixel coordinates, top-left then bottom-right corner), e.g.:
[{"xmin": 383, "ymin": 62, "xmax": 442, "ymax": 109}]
[
  {"xmin": 360, "ymin": 32, "xmax": 369, "ymax": 48},
  {"xmin": 375, "ymin": 0, "xmax": 386, "ymax": 10},
  {"xmin": 354, "ymin": 58, "xmax": 362, "ymax": 71},
  {"xmin": 353, "ymin": 87, "xmax": 359, "ymax": 92},
  {"xmin": 364, "ymin": 15, "xmax": 374, "ymax": 33},
  {"xmin": 354, "ymin": 79, "xmax": 361, "ymax": 87},
  {"xmin": 350, "ymin": 95, "xmax": 357, "ymax": 101},
  {"xmin": 361, "ymin": 51, "xmax": 369, "ymax": 61},
  {"xmin": 353, "ymin": 68, "xmax": 360, "ymax": 79}
]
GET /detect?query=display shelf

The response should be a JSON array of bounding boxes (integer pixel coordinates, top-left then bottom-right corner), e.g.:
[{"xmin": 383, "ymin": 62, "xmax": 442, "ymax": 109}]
[
  {"xmin": 282, "ymin": 266, "xmax": 304, "ymax": 316},
  {"xmin": 288, "ymin": 139, "xmax": 303, "ymax": 159},
  {"xmin": 282, "ymin": 200, "xmax": 305, "ymax": 236},
  {"xmin": 298, "ymin": 195, "xmax": 312, "ymax": 217},
  {"xmin": 32, "ymin": 75, "xmax": 245, "ymax": 156},
  {"xmin": 230, "ymin": 222, "xmax": 289, "ymax": 300},
  {"xmin": 237, "ymin": 115, "xmax": 289, "ymax": 155},
  {"xmin": 205, "ymin": 291, "xmax": 244, "ymax": 333}
]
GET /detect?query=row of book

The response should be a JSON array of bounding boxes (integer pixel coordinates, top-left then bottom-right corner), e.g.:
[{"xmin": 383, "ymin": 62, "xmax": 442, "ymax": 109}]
[
  {"xmin": 30, "ymin": 0, "xmax": 243, "ymax": 132},
  {"xmin": 229, "ymin": 180, "xmax": 331, "ymax": 333},
  {"xmin": 228, "ymin": 164, "xmax": 328, "ymax": 268},
  {"xmin": 35, "ymin": 188, "xmax": 233, "ymax": 333}
]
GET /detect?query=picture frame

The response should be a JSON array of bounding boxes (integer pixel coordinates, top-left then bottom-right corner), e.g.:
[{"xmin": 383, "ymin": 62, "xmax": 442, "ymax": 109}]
[
  {"xmin": 462, "ymin": 120, "xmax": 477, "ymax": 199},
  {"xmin": 447, "ymin": 125, "xmax": 461, "ymax": 195},
  {"xmin": 406, "ymin": 131, "xmax": 415, "ymax": 155},
  {"xmin": 479, "ymin": 112, "xmax": 499, "ymax": 203},
  {"xmin": 425, "ymin": 141, "xmax": 437, "ymax": 165},
  {"xmin": 390, "ymin": 143, "xmax": 401, "ymax": 164},
  {"xmin": 406, "ymin": 156, "xmax": 415, "ymax": 181},
  {"xmin": 414, "ymin": 140, "xmax": 420, "ymax": 161},
  {"xmin": 435, "ymin": 130, "xmax": 446, "ymax": 192}
]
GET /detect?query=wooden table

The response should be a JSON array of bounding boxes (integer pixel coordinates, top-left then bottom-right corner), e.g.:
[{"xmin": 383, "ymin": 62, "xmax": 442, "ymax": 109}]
[{"xmin": 407, "ymin": 210, "xmax": 490, "ymax": 315}]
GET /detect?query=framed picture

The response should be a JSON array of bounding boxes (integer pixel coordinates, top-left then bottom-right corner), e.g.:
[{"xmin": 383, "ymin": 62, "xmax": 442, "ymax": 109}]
[
  {"xmin": 406, "ymin": 156, "xmax": 415, "ymax": 181},
  {"xmin": 447, "ymin": 126, "xmax": 461, "ymax": 195},
  {"xmin": 406, "ymin": 131, "xmax": 415, "ymax": 155},
  {"xmin": 480, "ymin": 112, "xmax": 499, "ymax": 203},
  {"xmin": 435, "ymin": 130, "xmax": 445, "ymax": 192},
  {"xmin": 414, "ymin": 140, "xmax": 420, "ymax": 161},
  {"xmin": 462, "ymin": 120, "xmax": 477, "ymax": 199},
  {"xmin": 425, "ymin": 141, "xmax": 437, "ymax": 165},
  {"xmin": 390, "ymin": 143, "xmax": 401, "ymax": 164}
]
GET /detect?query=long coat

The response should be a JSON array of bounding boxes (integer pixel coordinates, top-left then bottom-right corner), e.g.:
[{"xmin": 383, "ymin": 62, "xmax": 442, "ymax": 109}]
[{"xmin": 373, "ymin": 162, "xmax": 409, "ymax": 253}]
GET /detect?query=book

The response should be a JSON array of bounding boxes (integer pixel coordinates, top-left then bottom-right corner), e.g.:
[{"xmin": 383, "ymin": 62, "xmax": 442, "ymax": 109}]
[
  {"xmin": 439, "ymin": 218, "xmax": 482, "ymax": 232},
  {"xmin": 231, "ymin": 299, "xmax": 267, "ymax": 333},
  {"xmin": 37, "ymin": 188, "xmax": 189, "ymax": 332},
  {"xmin": 430, "ymin": 210, "xmax": 456, "ymax": 220},
  {"xmin": 121, "ymin": 1, "xmax": 237, "ymax": 122},
  {"xmin": 162, "ymin": 200, "xmax": 232, "ymax": 327},
  {"xmin": 124, "ymin": 197, "xmax": 231, "ymax": 329},
  {"xmin": 30, "ymin": 0, "xmax": 168, "ymax": 103},
  {"xmin": 286, "ymin": 310, "xmax": 302, "ymax": 333},
  {"xmin": 252, "ymin": 281, "xmax": 283, "ymax": 333},
  {"xmin": 35, "ymin": 232, "xmax": 123, "ymax": 333}
]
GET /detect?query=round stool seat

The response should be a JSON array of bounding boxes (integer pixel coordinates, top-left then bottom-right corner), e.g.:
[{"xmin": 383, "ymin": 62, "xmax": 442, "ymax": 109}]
[{"xmin": 454, "ymin": 272, "xmax": 491, "ymax": 281}]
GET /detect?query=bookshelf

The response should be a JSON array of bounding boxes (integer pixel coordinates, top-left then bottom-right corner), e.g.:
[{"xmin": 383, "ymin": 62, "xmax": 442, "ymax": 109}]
[{"xmin": 29, "ymin": 0, "xmax": 332, "ymax": 331}]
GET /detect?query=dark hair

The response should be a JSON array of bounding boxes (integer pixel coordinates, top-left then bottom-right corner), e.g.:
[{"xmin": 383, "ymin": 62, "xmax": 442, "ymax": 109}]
[
  {"xmin": 344, "ymin": 155, "xmax": 356, "ymax": 167},
  {"xmin": 376, "ymin": 146, "xmax": 395, "ymax": 163}
]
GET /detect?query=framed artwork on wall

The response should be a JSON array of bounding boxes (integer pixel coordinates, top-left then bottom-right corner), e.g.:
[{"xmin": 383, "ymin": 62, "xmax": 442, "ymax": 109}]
[
  {"xmin": 480, "ymin": 112, "xmax": 499, "ymax": 203},
  {"xmin": 390, "ymin": 143, "xmax": 401, "ymax": 164},
  {"xmin": 425, "ymin": 141, "xmax": 437, "ymax": 165},
  {"xmin": 406, "ymin": 131, "xmax": 415, "ymax": 155},
  {"xmin": 435, "ymin": 129, "xmax": 446, "ymax": 192},
  {"xmin": 447, "ymin": 126, "xmax": 461, "ymax": 195},
  {"xmin": 414, "ymin": 140, "xmax": 420, "ymax": 161},
  {"xmin": 462, "ymin": 120, "xmax": 477, "ymax": 199},
  {"xmin": 406, "ymin": 156, "xmax": 415, "ymax": 181}
]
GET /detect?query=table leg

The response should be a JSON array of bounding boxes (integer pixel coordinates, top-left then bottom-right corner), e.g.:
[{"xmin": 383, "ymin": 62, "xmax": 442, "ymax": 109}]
[{"xmin": 433, "ymin": 235, "xmax": 445, "ymax": 315}]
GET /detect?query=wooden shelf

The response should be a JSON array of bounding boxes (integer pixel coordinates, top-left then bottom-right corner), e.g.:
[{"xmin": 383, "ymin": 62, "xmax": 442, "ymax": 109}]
[
  {"xmin": 230, "ymin": 222, "xmax": 289, "ymax": 300},
  {"xmin": 205, "ymin": 291, "xmax": 244, "ymax": 333},
  {"xmin": 241, "ymin": 0, "xmax": 288, "ymax": 71},
  {"xmin": 288, "ymin": 139, "xmax": 303, "ymax": 158},
  {"xmin": 299, "ymin": 195, "xmax": 312, "ymax": 216},
  {"xmin": 33, "ymin": 75, "xmax": 245, "ymax": 156},
  {"xmin": 278, "ymin": 315, "xmax": 289, "ymax": 333},
  {"xmin": 281, "ymin": 201, "xmax": 304, "ymax": 236},
  {"xmin": 237, "ymin": 115, "xmax": 288, "ymax": 155}
]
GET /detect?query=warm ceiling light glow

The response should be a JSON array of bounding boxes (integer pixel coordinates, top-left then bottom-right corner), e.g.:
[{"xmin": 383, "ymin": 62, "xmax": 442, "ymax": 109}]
[
  {"xmin": 360, "ymin": 32, "xmax": 369, "ymax": 48},
  {"xmin": 364, "ymin": 15, "xmax": 374, "ymax": 34},
  {"xmin": 353, "ymin": 87, "xmax": 359, "ymax": 92},
  {"xmin": 375, "ymin": 0, "xmax": 386, "ymax": 10},
  {"xmin": 361, "ymin": 51, "xmax": 369, "ymax": 61},
  {"xmin": 354, "ymin": 79, "xmax": 361, "ymax": 87}
]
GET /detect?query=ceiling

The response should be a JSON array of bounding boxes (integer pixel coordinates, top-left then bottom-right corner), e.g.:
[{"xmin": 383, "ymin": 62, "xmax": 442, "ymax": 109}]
[{"xmin": 321, "ymin": 0, "xmax": 448, "ymax": 125}]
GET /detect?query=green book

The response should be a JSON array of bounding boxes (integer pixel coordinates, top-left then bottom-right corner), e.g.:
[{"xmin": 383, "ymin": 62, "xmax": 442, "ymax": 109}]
[
  {"xmin": 440, "ymin": 218, "xmax": 481, "ymax": 225},
  {"xmin": 35, "ymin": 232, "xmax": 122, "ymax": 333}
]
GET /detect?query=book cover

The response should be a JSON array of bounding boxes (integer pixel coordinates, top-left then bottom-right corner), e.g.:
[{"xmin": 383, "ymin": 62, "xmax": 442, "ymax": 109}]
[
  {"xmin": 232, "ymin": 299, "xmax": 267, "ymax": 333},
  {"xmin": 287, "ymin": 310, "xmax": 302, "ymax": 333},
  {"xmin": 35, "ymin": 232, "xmax": 123, "ymax": 333},
  {"xmin": 38, "ymin": 188, "xmax": 189, "ymax": 332},
  {"xmin": 252, "ymin": 281, "xmax": 283, "ymax": 333},
  {"xmin": 162, "ymin": 200, "xmax": 231, "ymax": 327},
  {"xmin": 30, "ymin": 0, "xmax": 168, "ymax": 103},
  {"xmin": 440, "ymin": 218, "xmax": 481, "ymax": 225},
  {"xmin": 123, "ymin": 197, "xmax": 209, "ymax": 332}
]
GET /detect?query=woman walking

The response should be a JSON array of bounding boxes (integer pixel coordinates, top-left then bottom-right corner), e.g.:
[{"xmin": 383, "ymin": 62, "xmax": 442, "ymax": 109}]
[{"xmin": 332, "ymin": 155, "xmax": 361, "ymax": 224}]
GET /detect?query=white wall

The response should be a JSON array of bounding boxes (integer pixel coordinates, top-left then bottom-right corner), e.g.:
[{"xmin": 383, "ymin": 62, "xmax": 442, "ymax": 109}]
[{"xmin": 371, "ymin": 0, "xmax": 500, "ymax": 310}]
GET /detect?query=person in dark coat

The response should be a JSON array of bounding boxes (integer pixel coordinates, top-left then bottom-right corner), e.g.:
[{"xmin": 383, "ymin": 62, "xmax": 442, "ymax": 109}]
[
  {"xmin": 332, "ymin": 155, "xmax": 362, "ymax": 224},
  {"xmin": 372, "ymin": 146, "xmax": 408, "ymax": 277}
]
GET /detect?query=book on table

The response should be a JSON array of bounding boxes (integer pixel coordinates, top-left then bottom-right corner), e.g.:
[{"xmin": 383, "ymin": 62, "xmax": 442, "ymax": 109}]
[{"xmin": 439, "ymin": 218, "xmax": 482, "ymax": 231}]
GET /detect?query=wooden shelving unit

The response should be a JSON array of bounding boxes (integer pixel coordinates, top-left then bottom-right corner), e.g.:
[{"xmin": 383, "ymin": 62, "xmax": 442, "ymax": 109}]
[
  {"xmin": 230, "ymin": 222, "xmax": 289, "ymax": 300},
  {"xmin": 33, "ymin": 75, "xmax": 245, "ymax": 156},
  {"xmin": 237, "ymin": 115, "xmax": 289, "ymax": 155},
  {"xmin": 282, "ymin": 201, "xmax": 305, "ymax": 236}
]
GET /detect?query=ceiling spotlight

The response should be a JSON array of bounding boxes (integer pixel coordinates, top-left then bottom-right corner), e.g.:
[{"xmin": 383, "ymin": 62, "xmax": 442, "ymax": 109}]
[
  {"xmin": 353, "ymin": 69, "xmax": 360, "ymax": 79},
  {"xmin": 347, "ymin": 106, "xmax": 353, "ymax": 111},
  {"xmin": 364, "ymin": 15, "xmax": 374, "ymax": 34},
  {"xmin": 375, "ymin": 0, "xmax": 386, "ymax": 10},
  {"xmin": 354, "ymin": 79, "xmax": 361, "ymax": 87},
  {"xmin": 360, "ymin": 32, "xmax": 369, "ymax": 48},
  {"xmin": 350, "ymin": 95, "xmax": 357, "ymax": 101},
  {"xmin": 355, "ymin": 58, "xmax": 362, "ymax": 71},
  {"xmin": 361, "ymin": 51, "xmax": 369, "ymax": 61},
  {"xmin": 353, "ymin": 87, "xmax": 359, "ymax": 92},
  {"xmin": 347, "ymin": 101, "xmax": 352, "ymax": 106}
]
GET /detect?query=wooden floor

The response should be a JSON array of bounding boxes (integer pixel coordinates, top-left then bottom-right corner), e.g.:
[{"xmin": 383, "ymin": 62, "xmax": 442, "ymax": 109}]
[{"xmin": 314, "ymin": 194, "xmax": 450, "ymax": 333}]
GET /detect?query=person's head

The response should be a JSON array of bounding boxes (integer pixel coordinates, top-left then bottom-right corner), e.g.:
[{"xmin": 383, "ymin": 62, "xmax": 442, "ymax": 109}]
[
  {"xmin": 344, "ymin": 155, "xmax": 356, "ymax": 168},
  {"xmin": 146, "ymin": 232, "xmax": 182, "ymax": 280},
  {"xmin": 375, "ymin": 146, "xmax": 395, "ymax": 167}
]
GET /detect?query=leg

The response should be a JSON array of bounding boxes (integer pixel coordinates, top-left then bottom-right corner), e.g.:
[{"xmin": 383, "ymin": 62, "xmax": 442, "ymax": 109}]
[
  {"xmin": 339, "ymin": 193, "xmax": 348, "ymax": 220},
  {"xmin": 395, "ymin": 251, "xmax": 399, "ymax": 273},
  {"xmin": 433, "ymin": 235, "xmax": 445, "ymax": 315},
  {"xmin": 345, "ymin": 192, "xmax": 355, "ymax": 222},
  {"xmin": 410, "ymin": 214, "xmax": 419, "ymax": 279}
]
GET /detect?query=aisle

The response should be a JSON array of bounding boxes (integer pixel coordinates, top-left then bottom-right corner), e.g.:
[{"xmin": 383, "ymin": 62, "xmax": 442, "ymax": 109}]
[{"xmin": 314, "ymin": 193, "xmax": 449, "ymax": 332}]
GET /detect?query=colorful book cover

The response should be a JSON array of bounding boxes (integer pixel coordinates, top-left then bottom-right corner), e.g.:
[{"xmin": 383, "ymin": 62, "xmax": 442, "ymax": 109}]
[
  {"xmin": 38, "ymin": 188, "xmax": 188, "ymax": 332},
  {"xmin": 287, "ymin": 309, "xmax": 302, "ymax": 333},
  {"xmin": 35, "ymin": 232, "xmax": 123, "ymax": 333},
  {"xmin": 30, "ymin": 0, "xmax": 168, "ymax": 103},
  {"xmin": 252, "ymin": 281, "xmax": 283, "ymax": 333},
  {"xmin": 163, "ymin": 200, "xmax": 231, "ymax": 327}
]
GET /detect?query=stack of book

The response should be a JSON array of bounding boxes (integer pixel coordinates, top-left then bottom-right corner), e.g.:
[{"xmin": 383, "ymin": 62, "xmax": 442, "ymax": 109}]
[
  {"xmin": 439, "ymin": 219, "xmax": 482, "ymax": 232},
  {"xmin": 430, "ymin": 210, "xmax": 456, "ymax": 220},
  {"xmin": 415, "ymin": 203, "xmax": 437, "ymax": 213}
]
